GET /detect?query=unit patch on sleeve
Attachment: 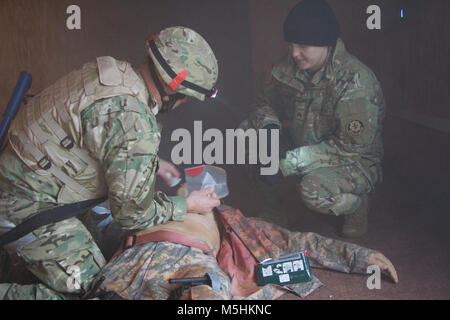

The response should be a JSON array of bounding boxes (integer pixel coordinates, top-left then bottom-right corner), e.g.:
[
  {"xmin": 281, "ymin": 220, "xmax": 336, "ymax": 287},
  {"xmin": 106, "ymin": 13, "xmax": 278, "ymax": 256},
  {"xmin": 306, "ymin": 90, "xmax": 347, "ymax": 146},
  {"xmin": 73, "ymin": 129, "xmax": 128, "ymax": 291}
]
[{"xmin": 347, "ymin": 119, "xmax": 364, "ymax": 136}]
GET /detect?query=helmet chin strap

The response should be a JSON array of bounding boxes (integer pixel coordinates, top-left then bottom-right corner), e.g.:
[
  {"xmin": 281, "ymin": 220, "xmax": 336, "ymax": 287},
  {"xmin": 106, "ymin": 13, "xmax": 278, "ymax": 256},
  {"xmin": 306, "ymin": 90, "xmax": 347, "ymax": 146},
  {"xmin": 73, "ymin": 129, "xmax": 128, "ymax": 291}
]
[
  {"xmin": 148, "ymin": 58, "xmax": 185, "ymax": 114},
  {"xmin": 161, "ymin": 93, "xmax": 186, "ymax": 113}
]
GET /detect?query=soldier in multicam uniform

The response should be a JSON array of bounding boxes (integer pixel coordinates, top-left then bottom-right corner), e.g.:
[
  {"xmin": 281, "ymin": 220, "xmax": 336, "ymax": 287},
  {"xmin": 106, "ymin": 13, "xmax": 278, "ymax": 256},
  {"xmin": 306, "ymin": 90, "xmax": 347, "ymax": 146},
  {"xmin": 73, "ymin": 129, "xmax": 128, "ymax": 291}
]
[
  {"xmin": 88, "ymin": 184, "xmax": 398, "ymax": 300},
  {"xmin": 242, "ymin": 0, "xmax": 386, "ymax": 238},
  {"xmin": 0, "ymin": 27, "xmax": 221, "ymax": 300}
]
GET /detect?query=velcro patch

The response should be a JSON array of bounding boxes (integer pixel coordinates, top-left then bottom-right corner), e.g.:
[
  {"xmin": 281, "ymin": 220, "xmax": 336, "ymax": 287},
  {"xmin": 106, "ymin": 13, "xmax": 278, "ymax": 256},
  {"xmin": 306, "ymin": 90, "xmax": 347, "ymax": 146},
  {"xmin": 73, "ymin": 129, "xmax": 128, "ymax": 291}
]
[
  {"xmin": 347, "ymin": 119, "xmax": 364, "ymax": 136},
  {"xmin": 97, "ymin": 56, "xmax": 122, "ymax": 86}
]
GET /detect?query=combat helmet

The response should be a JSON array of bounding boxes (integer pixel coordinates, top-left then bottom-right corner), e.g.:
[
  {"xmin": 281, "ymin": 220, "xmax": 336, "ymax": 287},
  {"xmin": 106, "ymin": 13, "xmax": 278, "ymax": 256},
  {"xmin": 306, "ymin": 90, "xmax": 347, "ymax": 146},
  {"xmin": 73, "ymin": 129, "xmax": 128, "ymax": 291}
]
[{"xmin": 146, "ymin": 26, "xmax": 219, "ymax": 101}]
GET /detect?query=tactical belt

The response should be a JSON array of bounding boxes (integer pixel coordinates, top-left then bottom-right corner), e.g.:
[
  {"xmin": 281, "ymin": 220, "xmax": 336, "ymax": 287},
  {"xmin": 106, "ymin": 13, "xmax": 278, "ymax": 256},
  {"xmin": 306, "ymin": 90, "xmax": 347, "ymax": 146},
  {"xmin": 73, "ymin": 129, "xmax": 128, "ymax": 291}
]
[{"xmin": 0, "ymin": 197, "xmax": 106, "ymax": 247}]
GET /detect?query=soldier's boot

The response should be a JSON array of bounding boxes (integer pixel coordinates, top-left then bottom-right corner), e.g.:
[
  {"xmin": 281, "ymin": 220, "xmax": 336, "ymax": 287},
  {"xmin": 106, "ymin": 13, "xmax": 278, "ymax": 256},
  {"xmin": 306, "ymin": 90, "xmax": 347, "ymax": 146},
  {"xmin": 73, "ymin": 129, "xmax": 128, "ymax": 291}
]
[{"xmin": 341, "ymin": 194, "xmax": 369, "ymax": 238}]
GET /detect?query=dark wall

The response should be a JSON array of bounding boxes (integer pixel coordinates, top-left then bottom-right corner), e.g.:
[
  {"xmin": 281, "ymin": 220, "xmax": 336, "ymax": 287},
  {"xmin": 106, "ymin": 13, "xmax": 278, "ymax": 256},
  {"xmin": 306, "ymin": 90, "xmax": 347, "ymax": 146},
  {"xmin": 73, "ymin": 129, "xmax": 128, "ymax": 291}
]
[
  {"xmin": 2, "ymin": 1, "xmax": 448, "ymax": 133},
  {"xmin": 1, "ymin": 0, "xmax": 448, "ymax": 194},
  {"xmin": 0, "ymin": 0, "xmax": 253, "ymax": 141},
  {"xmin": 248, "ymin": 0, "xmax": 450, "ymax": 124},
  {"xmin": 1, "ymin": 0, "xmax": 69, "ymax": 104}
]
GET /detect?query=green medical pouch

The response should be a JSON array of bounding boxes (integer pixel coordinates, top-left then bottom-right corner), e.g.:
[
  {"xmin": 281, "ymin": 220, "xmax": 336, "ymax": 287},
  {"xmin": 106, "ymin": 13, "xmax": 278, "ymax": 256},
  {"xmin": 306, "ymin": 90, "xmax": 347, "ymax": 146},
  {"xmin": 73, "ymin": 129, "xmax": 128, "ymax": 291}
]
[{"xmin": 256, "ymin": 251, "xmax": 313, "ymax": 286}]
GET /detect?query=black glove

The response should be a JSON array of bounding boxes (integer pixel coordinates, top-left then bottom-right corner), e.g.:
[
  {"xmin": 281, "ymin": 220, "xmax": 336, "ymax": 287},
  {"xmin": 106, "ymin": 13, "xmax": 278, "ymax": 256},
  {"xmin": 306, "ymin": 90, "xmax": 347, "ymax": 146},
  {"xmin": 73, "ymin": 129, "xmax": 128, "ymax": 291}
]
[
  {"xmin": 279, "ymin": 137, "xmax": 289, "ymax": 160},
  {"xmin": 259, "ymin": 124, "xmax": 283, "ymax": 187},
  {"xmin": 258, "ymin": 170, "xmax": 282, "ymax": 188},
  {"xmin": 263, "ymin": 124, "xmax": 280, "ymax": 156},
  {"xmin": 263, "ymin": 124, "xmax": 291, "ymax": 159},
  {"xmin": 279, "ymin": 128, "xmax": 293, "ymax": 160}
]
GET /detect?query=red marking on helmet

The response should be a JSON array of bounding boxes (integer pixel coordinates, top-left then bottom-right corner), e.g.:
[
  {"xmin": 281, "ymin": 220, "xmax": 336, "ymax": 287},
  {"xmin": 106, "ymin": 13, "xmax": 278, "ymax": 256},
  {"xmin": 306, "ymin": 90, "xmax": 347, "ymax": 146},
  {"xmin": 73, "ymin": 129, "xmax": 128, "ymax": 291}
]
[
  {"xmin": 210, "ymin": 87, "xmax": 219, "ymax": 99},
  {"xmin": 169, "ymin": 69, "xmax": 188, "ymax": 90},
  {"xmin": 185, "ymin": 166, "xmax": 205, "ymax": 177},
  {"xmin": 146, "ymin": 33, "xmax": 160, "ymax": 44}
]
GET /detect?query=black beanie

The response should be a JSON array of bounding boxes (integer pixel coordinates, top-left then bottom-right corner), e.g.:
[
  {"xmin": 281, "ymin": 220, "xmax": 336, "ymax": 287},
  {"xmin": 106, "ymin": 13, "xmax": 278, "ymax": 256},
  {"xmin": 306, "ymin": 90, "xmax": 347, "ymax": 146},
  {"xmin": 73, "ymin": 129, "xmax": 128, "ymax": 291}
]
[{"xmin": 283, "ymin": 0, "xmax": 340, "ymax": 46}]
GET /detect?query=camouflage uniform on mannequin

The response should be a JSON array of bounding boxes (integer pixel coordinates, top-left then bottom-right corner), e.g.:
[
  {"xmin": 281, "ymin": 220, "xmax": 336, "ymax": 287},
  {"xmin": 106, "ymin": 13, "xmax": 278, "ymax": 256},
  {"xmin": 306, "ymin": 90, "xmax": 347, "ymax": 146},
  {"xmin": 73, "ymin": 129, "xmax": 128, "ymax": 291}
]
[
  {"xmin": 242, "ymin": 0, "xmax": 385, "ymax": 237},
  {"xmin": 90, "ymin": 185, "xmax": 398, "ymax": 300},
  {"xmin": 0, "ymin": 27, "xmax": 220, "ymax": 300}
]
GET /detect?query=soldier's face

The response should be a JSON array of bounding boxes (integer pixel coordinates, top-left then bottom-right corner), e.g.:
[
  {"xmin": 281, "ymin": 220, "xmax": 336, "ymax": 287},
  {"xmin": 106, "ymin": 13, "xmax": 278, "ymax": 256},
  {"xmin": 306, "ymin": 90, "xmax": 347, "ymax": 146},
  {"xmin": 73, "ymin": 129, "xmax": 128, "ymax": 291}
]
[
  {"xmin": 288, "ymin": 43, "xmax": 329, "ymax": 72},
  {"xmin": 161, "ymin": 93, "xmax": 188, "ymax": 112},
  {"xmin": 160, "ymin": 82, "xmax": 188, "ymax": 111},
  {"xmin": 157, "ymin": 72, "xmax": 189, "ymax": 112}
]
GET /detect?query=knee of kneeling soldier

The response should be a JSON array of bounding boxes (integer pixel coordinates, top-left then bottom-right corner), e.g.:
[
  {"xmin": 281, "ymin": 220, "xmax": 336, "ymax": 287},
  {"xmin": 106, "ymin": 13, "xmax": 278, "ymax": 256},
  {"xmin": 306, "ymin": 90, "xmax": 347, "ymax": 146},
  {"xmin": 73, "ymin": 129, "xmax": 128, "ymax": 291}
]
[{"xmin": 297, "ymin": 178, "xmax": 335, "ymax": 215}]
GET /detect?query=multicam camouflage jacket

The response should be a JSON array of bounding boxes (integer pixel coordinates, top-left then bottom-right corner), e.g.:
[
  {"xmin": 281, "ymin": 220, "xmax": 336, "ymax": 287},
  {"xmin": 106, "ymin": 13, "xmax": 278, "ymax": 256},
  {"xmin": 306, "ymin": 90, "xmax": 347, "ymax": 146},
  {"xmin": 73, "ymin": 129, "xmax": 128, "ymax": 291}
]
[
  {"xmin": 0, "ymin": 59, "xmax": 186, "ymax": 231},
  {"xmin": 80, "ymin": 95, "xmax": 186, "ymax": 229},
  {"xmin": 248, "ymin": 39, "xmax": 386, "ymax": 181}
]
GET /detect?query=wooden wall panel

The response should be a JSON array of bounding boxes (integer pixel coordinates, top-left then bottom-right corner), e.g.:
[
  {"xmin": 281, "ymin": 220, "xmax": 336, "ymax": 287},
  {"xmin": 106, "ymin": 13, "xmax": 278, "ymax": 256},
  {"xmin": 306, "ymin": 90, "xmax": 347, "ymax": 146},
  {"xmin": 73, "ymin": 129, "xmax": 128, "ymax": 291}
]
[
  {"xmin": 0, "ymin": 0, "xmax": 69, "ymax": 107},
  {"xmin": 2, "ymin": 1, "xmax": 447, "ymax": 128},
  {"xmin": 397, "ymin": 0, "xmax": 449, "ymax": 120},
  {"xmin": 0, "ymin": 0, "xmax": 253, "ymax": 127}
]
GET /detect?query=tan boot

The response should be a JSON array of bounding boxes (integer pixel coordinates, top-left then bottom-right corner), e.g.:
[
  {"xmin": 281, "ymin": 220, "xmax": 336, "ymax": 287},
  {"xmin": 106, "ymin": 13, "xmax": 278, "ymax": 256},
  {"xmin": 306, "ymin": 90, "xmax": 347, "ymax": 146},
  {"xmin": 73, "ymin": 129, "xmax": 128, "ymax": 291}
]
[{"xmin": 341, "ymin": 194, "xmax": 369, "ymax": 238}]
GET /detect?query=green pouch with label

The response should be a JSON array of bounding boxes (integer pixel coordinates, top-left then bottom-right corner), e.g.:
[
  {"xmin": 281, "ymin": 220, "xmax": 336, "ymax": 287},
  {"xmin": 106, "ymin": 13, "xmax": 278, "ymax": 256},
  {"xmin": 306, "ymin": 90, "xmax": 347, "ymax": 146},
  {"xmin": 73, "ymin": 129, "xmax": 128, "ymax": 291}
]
[{"xmin": 256, "ymin": 251, "xmax": 313, "ymax": 286}]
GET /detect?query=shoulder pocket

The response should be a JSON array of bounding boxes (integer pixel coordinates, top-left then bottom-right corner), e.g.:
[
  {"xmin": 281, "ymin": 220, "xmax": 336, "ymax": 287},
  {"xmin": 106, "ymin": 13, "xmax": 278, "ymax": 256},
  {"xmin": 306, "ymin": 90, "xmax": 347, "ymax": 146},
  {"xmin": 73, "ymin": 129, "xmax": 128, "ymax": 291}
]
[{"xmin": 97, "ymin": 56, "xmax": 122, "ymax": 86}]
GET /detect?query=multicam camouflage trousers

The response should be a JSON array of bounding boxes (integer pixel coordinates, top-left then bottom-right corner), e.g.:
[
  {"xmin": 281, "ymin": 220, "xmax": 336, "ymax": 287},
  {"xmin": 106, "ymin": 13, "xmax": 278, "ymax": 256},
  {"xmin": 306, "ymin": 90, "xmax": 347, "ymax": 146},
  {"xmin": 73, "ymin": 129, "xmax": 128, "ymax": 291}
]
[
  {"xmin": 0, "ymin": 196, "xmax": 105, "ymax": 300},
  {"xmin": 239, "ymin": 119, "xmax": 379, "ymax": 217},
  {"xmin": 94, "ymin": 241, "xmax": 231, "ymax": 300},
  {"xmin": 298, "ymin": 164, "xmax": 379, "ymax": 216},
  {"xmin": 249, "ymin": 162, "xmax": 378, "ymax": 217}
]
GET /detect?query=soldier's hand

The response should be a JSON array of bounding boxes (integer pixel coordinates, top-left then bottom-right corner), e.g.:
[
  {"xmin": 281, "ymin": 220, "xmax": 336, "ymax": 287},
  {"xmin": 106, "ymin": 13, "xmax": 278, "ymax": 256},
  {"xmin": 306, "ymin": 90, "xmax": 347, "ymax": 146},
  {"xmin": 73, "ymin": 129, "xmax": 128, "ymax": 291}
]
[
  {"xmin": 157, "ymin": 159, "xmax": 181, "ymax": 187},
  {"xmin": 186, "ymin": 187, "xmax": 221, "ymax": 215},
  {"xmin": 368, "ymin": 252, "xmax": 399, "ymax": 283}
]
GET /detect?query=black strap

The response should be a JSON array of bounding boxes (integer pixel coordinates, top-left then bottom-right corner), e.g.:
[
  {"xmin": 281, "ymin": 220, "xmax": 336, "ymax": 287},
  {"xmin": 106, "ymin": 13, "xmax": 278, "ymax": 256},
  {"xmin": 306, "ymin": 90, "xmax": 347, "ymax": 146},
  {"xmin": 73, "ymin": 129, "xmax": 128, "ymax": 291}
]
[
  {"xmin": 148, "ymin": 40, "xmax": 216, "ymax": 98},
  {"xmin": 81, "ymin": 276, "xmax": 126, "ymax": 300},
  {"xmin": 148, "ymin": 57, "xmax": 167, "ymax": 98},
  {"xmin": 147, "ymin": 58, "xmax": 186, "ymax": 113},
  {"xmin": 0, "ymin": 197, "xmax": 107, "ymax": 247}
]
